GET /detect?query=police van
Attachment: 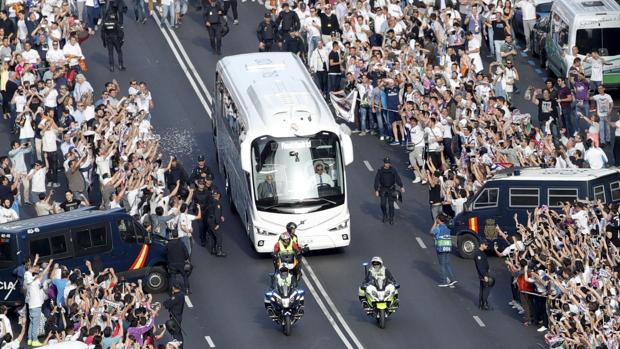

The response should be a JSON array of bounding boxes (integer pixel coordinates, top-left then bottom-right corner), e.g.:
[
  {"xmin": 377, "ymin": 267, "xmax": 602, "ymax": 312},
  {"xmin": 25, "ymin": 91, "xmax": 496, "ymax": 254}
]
[
  {"xmin": 545, "ymin": 0, "xmax": 620, "ymax": 85},
  {"xmin": 451, "ymin": 167, "xmax": 620, "ymax": 258},
  {"xmin": 0, "ymin": 207, "xmax": 169, "ymax": 305}
]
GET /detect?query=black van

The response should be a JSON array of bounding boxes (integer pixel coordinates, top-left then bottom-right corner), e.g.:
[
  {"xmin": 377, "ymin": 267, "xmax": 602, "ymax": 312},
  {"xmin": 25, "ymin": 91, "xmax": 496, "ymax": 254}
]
[
  {"xmin": 0, "ymin": 207, "xmax": 169, "ymax": 305},
  {"xmin": 451, "ymin": 167, "xmax": 620, "ymax": 258}
]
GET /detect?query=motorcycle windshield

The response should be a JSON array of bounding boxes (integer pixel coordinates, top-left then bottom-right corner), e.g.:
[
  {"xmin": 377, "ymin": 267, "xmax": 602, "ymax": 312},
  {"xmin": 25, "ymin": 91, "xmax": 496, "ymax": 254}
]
[{"xmin": 279, "ymin": 253, "xmax": 295, "ymax": 264}]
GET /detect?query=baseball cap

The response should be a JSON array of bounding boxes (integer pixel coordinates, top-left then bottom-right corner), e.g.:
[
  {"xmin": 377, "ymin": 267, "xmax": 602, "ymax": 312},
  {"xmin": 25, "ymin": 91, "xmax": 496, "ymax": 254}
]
[
  {"xmin": 198, "ymin": 155, "xmax": 205, "ymax": 161},
  {"xmin": 383, "ymin": 157, "xmax": 391, "ymax": 163},
  {"xmin": 206, "ymin": 173, "xmax": 214, "ymax": 181}
]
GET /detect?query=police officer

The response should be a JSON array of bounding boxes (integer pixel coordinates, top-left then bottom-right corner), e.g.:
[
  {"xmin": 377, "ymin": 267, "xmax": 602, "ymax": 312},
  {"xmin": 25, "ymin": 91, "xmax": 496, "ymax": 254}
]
[
  {"xmin": 164, "ymin": 282, "xmax": 185, "ymax": 344},
  {"xmin": 206, "ymin": 190, "xmax": 226, "ymax": 256},
  {"xmin": 101, "ymin": 6, "xmax": 126, "ymax": 72},
  {"xmin": 166, "ymin": 230, "xmax": 190, "ymax": 294},
  {"xmin": 257, "ymin": 12, "xmax": 276, "ymax": 52},
  {"xmin": 373, "ymin": 157, "xmax": 404, "ymax": 224},
  {"xmin": 192, "ymin": 179, "xmax": 211, "ymax": 247},
  {"xmin": 189, "ymin": 155, "xmax": 212, "ymax": 186},
  {"xmin": 275, "ymin": 3, "xmax": 300, "ymax": 44},
  {"xmin": 203, "ymin": 0, "xmax": 224, "ymax": 55},
  {"xmin": 474, "ymin": 241, "xmax": 493, "ymax": 310}
]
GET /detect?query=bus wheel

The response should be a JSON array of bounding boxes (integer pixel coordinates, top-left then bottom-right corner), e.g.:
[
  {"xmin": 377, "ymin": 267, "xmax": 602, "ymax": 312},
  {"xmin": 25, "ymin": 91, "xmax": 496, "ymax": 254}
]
[
  {"xmin": 457, "ymin": 234, "xmax": 478, "ymax": 259},
  {"xmin": 144, "ymin": 267, "xmax": 168, "ymax": 293}
]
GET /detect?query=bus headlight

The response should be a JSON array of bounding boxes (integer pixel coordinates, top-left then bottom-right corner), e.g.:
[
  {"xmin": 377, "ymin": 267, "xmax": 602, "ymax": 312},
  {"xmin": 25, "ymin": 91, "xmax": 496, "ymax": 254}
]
[
  {"xmin": 329, "ymin": 220, "xmax": 349, "ymax": 232},
  {"xmin": 255, "ymin": 227, "xmax": 278, "ymax": 236}
]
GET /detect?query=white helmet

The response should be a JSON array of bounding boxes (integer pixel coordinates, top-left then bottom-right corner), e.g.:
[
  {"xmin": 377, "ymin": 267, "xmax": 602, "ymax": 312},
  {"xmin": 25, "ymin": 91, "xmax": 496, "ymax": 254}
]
[{"xmin": 370, "ymin": 256, "xmax": 383, "ymax": 266}]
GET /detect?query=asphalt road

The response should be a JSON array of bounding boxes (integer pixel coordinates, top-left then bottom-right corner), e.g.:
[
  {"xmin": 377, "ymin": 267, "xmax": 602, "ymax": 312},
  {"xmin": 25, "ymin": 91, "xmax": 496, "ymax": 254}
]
[{"xmin": 1, "ymin": 5, "xmax": 605, "ymax": 348}]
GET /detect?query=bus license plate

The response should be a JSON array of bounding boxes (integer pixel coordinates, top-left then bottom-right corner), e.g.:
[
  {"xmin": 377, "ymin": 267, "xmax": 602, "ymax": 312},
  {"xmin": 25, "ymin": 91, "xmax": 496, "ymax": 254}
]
[{"xmin": 300, "ymin": 239, "xmax": 313, "ymax": 245}]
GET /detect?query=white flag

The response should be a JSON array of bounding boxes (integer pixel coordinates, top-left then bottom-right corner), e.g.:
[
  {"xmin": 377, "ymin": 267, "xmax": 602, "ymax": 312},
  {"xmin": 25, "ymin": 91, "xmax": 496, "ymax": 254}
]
[{"xmin": 329, "ymin": 90, "xmax": 358, "ymax": 123}]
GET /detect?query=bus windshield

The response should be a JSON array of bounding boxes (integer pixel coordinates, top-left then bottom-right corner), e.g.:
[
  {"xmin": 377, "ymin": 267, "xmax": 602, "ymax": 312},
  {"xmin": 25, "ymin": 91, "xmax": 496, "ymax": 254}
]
[
  {"xmin": 251, "ymin": 132, "xmax": 345, "ymax": 213},
  {"xmin": 576, "ymin": 27, "xmax": 620, "ymax": 57}
]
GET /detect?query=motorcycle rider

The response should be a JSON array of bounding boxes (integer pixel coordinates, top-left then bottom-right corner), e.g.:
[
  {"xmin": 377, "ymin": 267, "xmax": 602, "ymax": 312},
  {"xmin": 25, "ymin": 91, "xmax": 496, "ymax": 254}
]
[
  {"xmin": 271, "ymin": 265, "xmax": 298, "ymax": 290},
  {"xmin": 359, "ymin": 256, "xmax": 397, "ymax": 310},
  {"xmin": 285, "ymin": 222, "xmax": 299, "ymax": 244},
  {"xmin": 273, "ymin": 232, "xmax": 301, "ymax": 278}
]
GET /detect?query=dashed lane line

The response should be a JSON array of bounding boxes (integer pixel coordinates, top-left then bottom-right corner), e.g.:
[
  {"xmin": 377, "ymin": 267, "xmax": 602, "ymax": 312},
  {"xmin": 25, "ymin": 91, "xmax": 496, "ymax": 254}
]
[
  {"xmin": 184, "ymin": 295, "xmax": 194, "ymax": 308},
  {"xmin": 363, "ymin": 160, "xmax": 374, "ymax": 172},
  {"xmin": 473, "ymin": 315, "xmax": 486, "ymax": 327},
  {"xmin": 415, "ymin": 237, "xmax": 427, "ymax": 249},
  {"xmin": 205, "ymin": 336, "xmax": 216, "ymax": 348}
]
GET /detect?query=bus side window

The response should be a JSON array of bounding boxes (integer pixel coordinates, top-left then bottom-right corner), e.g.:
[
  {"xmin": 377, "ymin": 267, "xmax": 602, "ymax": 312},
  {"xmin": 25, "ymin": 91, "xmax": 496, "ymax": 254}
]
[
  {"xmin": 118, "ymin": 219, "xmax": 136, "ymax": 243},
  {"xmin": 29, "ymin": 238, "xmax": 51, "ymax": 257}
]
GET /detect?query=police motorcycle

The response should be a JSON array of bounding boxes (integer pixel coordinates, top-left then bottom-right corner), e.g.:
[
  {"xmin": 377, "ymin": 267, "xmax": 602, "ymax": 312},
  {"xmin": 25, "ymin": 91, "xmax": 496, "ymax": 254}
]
[
  {"xmin": 264, "ymin": 267, "xmax": 305, "ymax": 336},
  {"xmin": 358, "ymin": 257, "xmax": 400, "ymax": 329}
]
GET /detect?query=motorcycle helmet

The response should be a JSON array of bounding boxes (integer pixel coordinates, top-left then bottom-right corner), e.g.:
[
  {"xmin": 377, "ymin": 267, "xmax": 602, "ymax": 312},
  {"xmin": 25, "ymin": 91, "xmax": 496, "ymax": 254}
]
[
  {"xmin": 286, "ymin": 222, "xmax": 297, "ymax": 233},
  {"xmin": 370, "ymin": 256, "xmax": 383, "ymax": 268}
]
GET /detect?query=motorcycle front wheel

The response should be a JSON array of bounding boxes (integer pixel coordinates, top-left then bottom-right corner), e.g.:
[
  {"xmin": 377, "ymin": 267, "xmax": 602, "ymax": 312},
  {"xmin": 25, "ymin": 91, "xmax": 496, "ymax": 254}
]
[
  {"xmin": 377, "ymin": 309, "xmax": 386, "ymax": 329},
  {"xmin": 283, "ymin": 314, "xmax": 292, "ymax": 336}
]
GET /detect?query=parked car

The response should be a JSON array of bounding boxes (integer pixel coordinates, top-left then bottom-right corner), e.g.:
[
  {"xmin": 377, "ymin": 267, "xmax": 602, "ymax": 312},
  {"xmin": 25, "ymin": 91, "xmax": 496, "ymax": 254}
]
[
  {"xmin": 529, "ymin": 16, "xmax": 550, "ymax": 66},
  {"xmin": 512, "ymin": 0, "xmax": 553, "ymax": 38},
  {"xmin": 449, "ymin": 167, "xmax": 620, "ymax": 258}
]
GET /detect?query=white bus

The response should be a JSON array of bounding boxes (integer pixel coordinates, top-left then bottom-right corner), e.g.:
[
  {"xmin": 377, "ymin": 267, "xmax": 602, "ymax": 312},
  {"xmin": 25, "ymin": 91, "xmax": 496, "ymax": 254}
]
[{"xmin": 213, "ymin": 52, "xmax": 354, "ymax": 253}]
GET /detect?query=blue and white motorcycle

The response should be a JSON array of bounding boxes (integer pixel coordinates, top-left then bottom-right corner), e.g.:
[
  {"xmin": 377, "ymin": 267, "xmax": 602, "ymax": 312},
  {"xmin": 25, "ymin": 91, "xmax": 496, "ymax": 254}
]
[{"xmin": 264, "ymin": 270, "xmax": 305, "ymax": 336}]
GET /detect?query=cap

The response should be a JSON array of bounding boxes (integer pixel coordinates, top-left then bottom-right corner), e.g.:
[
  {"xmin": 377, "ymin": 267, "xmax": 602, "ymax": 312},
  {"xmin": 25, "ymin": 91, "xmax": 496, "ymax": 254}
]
[
  {"xmin": 264, "ymin": 12, "xmax": 271, "ymax": 17},
  {"xmin": 383, "ymin": 157, "xmax": 391, "ymax": 163},
  {"xmin": 198, "ymin": 155, "xmax": 205, "ymax": 161},
  {"xmin": 206, "ymin": 173, "xmax": 214, "ymax": 180},
  {"xmin": 282, "ymin": 2, "xmax": 289, "ymax": 6}
]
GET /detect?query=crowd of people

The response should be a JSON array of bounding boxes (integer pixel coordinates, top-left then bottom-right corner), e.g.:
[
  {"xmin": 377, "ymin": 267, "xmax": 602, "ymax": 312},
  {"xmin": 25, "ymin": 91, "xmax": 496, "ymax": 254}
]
[
  {"xmin": 257, "ymin": 0, "xmax": 616, "ymax": 222},
  {"xmin": 491, "ymin": 201, "xmax": 620, "ymax": 348}
]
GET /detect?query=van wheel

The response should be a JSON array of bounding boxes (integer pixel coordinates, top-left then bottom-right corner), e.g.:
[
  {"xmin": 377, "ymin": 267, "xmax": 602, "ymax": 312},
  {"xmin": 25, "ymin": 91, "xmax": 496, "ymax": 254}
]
[
  {"xmin": 458, "ymin": 234, "xmax": 479, "ymax": 259},
  {"xmin": 144, "ymin": 267, "xmax": 168, "ymax": 293}
]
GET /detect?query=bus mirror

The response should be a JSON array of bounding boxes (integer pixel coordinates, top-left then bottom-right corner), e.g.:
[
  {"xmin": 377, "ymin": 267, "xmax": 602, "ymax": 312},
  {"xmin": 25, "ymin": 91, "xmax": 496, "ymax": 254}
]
[
  {"xmin": 339, "ymin": 123, "xmax": 354, "ymax": 165},
  {"xmin": 240, "ymin": 141, "xmax": 252, "ymax": 172},
  {"xmin": 340, "ymin": 131, "xmax": 354, "ymax": 166}
]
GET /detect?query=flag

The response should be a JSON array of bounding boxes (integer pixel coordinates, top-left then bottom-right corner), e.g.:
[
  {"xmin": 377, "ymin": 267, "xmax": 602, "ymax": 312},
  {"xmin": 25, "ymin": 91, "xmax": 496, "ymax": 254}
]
[{"xmin": 329, "ymin": 90, "xmax": 358, "ymax": 123}]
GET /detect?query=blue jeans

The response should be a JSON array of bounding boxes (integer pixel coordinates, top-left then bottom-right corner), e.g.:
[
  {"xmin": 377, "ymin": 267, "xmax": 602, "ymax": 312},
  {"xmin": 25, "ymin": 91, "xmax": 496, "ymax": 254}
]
[
  {"xmin": 601, "ymin": 113, "xmax": 611, "ymax": 144},
  {"xmin": 28, "ymin": 306, "xmax": 41, "ymax": 341},
  {"xmin": 487, "ymin": 28, "xmax": 494, "ymax": 55},
  {"xmin": 181, "ymin": 235, "xmax": 192, "ymax": 255},
  {"xmin": 307, "ymin": 36, "xmax": 319, "ymax": 57},
  {"xmin": 85, "ymin": 5, "xmax": 99, "ymax": 29},
  {"xmin": 436, "ymin": 252, "xmax": 455, "ymax": 284},
  {"xmin": 378, "ymin": 110, "xmax": 389, "ymax": 136},
  {"xmin": 575, "ymin": 100, "xmax": 589, "ymax": 133},
  {"xmin": 359, "ymin": 106, "xmax": 370, "ymax": 132},
  {"xmin": 327, "ymin": 74, "xmax": 341, "ymax": 93},
  {"xmin": 162, "ymin": 4, "xmax": 176, "ymax": 27}
]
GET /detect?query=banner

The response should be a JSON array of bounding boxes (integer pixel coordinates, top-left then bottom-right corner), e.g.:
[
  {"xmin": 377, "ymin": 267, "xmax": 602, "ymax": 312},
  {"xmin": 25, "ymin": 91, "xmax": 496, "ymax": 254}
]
[{"xmin": 329, "ymin": 90, "xmax": 358, "ymax": 123}]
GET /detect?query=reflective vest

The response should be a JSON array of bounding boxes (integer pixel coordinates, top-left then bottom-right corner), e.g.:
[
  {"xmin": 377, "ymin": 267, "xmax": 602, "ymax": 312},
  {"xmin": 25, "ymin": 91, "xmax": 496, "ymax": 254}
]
[
  {"xmin": 369, "ymin": 266, "xmax": 386, "ymax": 279},
  {"xmin": 278, "ymin": 240, "xmax": 294, "ymax": 254},
  {"xmin": 276, "ymin": 273, "xmax": 293, "ymax": 287},
  {"xmin": 435, "ymin": 235, "xmax": 452, "ymax": 253}
]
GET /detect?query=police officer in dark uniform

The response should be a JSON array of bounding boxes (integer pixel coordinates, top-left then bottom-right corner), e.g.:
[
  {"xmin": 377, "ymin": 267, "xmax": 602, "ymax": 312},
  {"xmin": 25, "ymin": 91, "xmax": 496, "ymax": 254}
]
[
  {"xmin": 203, "ymin": 0, "xmax": 224, "ymax": 55},
  {"xmin": 101, "ymin": 5, "xmax": 126, "ymax": 72},
  {"xmin": 189, "ymin": 155, "xmax": 212, "ymax": 186},
  {"xmin": 474, "ymin": 241, "xmax": 493, "ymax": 310},
  {"xmin": 164, "ymin": 281, "xmax": 185, "ymax": 344},
  {"xmin": 206, "ymin": 190, "xmax": 226, "ymax": 257},
  {"xmin": 256, "ymin": 12, "xmax": 276, "ymax": 52},
  {"xmin": 193, "ymin": 179, "xmax": 211, "ymax": 247},
  {"xmin": 373, "ymin": 157, "xmax": 404, "ymax": 224},
  {"xmin": 275, "ymin": 3, "xmax": 300, "ymax": 44},
  {"xmin": 166, "ymin": 229, "xmax": 190, "ymax": 294}
]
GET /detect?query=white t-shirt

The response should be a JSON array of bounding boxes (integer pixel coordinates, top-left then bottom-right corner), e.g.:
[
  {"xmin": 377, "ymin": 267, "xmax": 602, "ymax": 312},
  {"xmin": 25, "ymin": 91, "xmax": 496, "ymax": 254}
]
[
  {"xmin": 44, "ymin": 88, "xmax": 58, "ymax": 108},
  {"xmin": 29, "ymin": 167, "xmax": 47, "ymax": 193},
  {"xmin": 19, "ymin": 113, "xmax": 34, "ymax": 140},
  {"xmin": 589, "ymin": 57, "xmax": 603, "ymax": 82},
  {"xmin": 585, "ymin": 147, "xmax": 608, "ymax": 169},
  {"xmin": 46, "ymin": 47, "xmax": 65, "ymax": 64},
  {"xmin": 592, "ymin": 93, "xmax": 613, "ymax": 117},
  {"xmin": 571, "ymin": 210, "xmax": 589, "ymax": 235},
  {"xmin": 177, "ymin": 213, "xmax": 195, "ymax": 238},
  {"xmin": 21, "ymin": 48, "xmax": 40, "ymax": 64},
  {"xmin": 304, "ymin": 16, "xmax": 321, "ymax": 38},
  {"xmin": 424, "ymin": 126, "xmax": 443, "ymax": 152},
  {"xmin": 0, "ymin": 207, "xmax": 18, "ymax": 224},
  {"xmin": 41, "ymin": 125, "xmax": 58, "ymax": 152}
]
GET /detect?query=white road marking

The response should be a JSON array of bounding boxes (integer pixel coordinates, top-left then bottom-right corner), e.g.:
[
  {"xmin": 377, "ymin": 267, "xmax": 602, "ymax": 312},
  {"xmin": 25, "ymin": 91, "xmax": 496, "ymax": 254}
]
[
  {"xmin": 415, "ymin": 237, "xmax": 427, "ymax": 249},
  {"xmin": 301, "ymin": 273, "xmax": 354, "ymax": 349},
  {"xmin": 473, "ymin": 315, "xmax": 486, "ymax": 327},
  {"xmin": 363, "ymin": 160, "xmax": 373, "ymax": 172},
  {"xmin": 394, "ymin": 202, "xmax": 400, "ymax": 210},
  {"xmin": 205, "ymin": 336, "xmax": 216, "ymax": 348},
  {"xmin": 163, "ymin": 22, "xmax": 214, "ymax": 105},
  {"xmin": 302, "ymin": 257, "xmax": 365, "ymax": 349},
  {"xmin": 184, "ymin": 295, "xmax": 194, "ymax": 308},
  {"xmin": 153, "ymin": 15, "xmax": 213, "ymax": 119}
]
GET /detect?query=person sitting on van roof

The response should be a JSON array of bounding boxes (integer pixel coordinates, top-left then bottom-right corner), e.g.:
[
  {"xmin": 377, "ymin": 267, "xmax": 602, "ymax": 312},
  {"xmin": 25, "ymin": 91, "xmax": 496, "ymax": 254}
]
[{"xmin": 0, "ymin": 198, "xmax": 18, "ymax": 223}]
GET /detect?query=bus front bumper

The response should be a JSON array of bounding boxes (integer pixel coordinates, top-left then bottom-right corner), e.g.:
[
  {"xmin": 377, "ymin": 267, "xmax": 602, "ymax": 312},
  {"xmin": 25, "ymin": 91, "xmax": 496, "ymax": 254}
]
[{"xmin": 253, "ymin": 226, "xmax": 351, "ymax": 253}]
